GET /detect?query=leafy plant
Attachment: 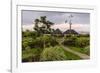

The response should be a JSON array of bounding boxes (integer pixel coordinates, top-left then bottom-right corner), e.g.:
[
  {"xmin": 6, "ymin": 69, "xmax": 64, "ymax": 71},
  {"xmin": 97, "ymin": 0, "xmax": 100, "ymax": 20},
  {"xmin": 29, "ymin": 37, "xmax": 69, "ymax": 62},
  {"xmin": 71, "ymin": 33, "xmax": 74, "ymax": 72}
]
[
  {"xmin": 40, "ymin": 46, "xmax": 67, "ymax": 61},
  {"xmin": 63, "ymin": 36, "xmax": 77, "ymax": 46},
  {"xmin": 34, "ymin": 16, "xmax": 54, "ymax": 34},
  {"xmin": 76, "ymin": 37, "xmax": 90, "ymax": 48},
  {"xmin": 63, "ymin": 36, "xmax": 90, "ymax": 48},
  {"xmin": 22, "ymin": 48, "xmax": 42, "ymax": 62},
  {"xmin": 83, "ymin": 46, "xmax": 90, "ymax": 55},
  {"xmin": 22, "ymin": 37, "xmax": 33, "ymax": 50}
]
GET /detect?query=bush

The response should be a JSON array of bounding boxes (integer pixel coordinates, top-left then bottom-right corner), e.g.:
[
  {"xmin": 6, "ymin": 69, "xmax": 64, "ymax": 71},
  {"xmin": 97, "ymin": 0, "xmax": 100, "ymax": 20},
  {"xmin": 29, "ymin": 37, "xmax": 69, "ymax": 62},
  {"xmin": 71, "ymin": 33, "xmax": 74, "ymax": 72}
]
[
  {"xmin": 22, "ymin": 35, "xmax": 59, "ymax": 49},
  {"xmin": 76, "ymin": 38, "xmax": 90, "ymax": 48},
  {"xmin": 63, "ymin": 36, "xmax": 77, "ymax": 46},
  {"xmin": 22, "ymin": 37, "xmax": 33, "ymax": 50},
  {"xmin": 22, "ymin": 48, "xmax": 42, "ymax": 62},
  {"xmin": 83, "ymin": 46, "xmax": 90, "ymax": 55},
  {"xmin": 22, "ymin": 31, "xmax": 38, "ymax": 38},
  {"xmin": 62, "ymin": 36, "xmax": 90, "ymax": 48},
  {"xmin": 34, "ymin": 35, "xmax": 58, "ymax": 48},
  {"xmin": 79, "ymin": 34, "xmax": 90, "ymax": 37},
  {"xmin": 40, "ymin": 46, "xmax": 67, "ymax": 61}
]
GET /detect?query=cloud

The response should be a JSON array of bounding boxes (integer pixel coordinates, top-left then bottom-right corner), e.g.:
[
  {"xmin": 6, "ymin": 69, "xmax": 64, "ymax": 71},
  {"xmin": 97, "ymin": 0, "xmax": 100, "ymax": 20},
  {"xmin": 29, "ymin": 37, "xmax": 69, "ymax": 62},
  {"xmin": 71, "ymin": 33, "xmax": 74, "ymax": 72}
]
[
  {"xmin": 22, "ymin": 24, "xmax": 34, "ymax": 31},
  {"xmin": 22, "ymin": 23, "xmax": 90, "ymax": 34},
  {"xmin": 22, "ymin": 10, "xmax": 90, "ymax": 25},
  {"xmin": 51, "ymin": 23, "xmax": 90, "ymax": 33}
]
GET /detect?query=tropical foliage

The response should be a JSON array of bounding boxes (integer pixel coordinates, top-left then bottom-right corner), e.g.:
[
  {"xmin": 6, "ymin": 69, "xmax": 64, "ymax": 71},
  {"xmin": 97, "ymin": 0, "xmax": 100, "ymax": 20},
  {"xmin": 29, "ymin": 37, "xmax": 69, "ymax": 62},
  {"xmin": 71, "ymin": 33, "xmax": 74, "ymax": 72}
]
[{"xmin": 22, "ymin": 16, "xmax": 90, "ymax": 62}]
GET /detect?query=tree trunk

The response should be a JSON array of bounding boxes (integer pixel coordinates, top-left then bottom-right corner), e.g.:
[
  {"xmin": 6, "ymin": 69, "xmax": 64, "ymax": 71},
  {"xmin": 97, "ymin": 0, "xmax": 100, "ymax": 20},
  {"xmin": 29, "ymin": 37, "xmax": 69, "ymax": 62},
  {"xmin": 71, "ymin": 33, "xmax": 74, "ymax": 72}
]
[{"xmin": 43, "ymin": 34, "xmax": 45, "ymax": 49}]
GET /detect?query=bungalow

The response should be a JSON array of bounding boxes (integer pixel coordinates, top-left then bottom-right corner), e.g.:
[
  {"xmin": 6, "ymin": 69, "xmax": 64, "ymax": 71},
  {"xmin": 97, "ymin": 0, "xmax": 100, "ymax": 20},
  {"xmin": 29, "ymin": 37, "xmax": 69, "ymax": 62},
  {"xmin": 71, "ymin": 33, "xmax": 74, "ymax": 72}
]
[{"xmin": 63, "ymin": 29, "xmax": 79, "ymax": 35}]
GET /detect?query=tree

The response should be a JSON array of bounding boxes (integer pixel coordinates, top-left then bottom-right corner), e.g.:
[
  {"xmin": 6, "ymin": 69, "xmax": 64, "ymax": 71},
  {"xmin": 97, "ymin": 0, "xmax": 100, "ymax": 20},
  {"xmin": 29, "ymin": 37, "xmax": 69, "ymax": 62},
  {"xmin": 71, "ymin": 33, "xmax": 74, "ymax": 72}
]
[
  {"xmin": 65, "ymin": 14, "xmax": 73, "ymax": 34},
  {"xmin": 69, "ymin": 15, "xmax": 73, "ymax": 32},
  {"xmin": 34, "ymin": 19, "xmax": 40, "ymax": 34},
  {"xmin": 34, "ymin": 16, "xmax": 54, "ymax": 34},
  {"xmin": 34, "ymin": 16, "xmax": 54, "ymax": 48}
]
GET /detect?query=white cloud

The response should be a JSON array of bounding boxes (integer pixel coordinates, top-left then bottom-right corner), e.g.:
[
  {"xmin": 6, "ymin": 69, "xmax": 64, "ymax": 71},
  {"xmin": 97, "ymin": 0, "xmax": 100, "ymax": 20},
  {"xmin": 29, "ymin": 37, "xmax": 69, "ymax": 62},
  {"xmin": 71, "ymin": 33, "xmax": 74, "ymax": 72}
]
[
  {"xmin": 51, "ymin": 23, "xmax": 90, "ymax": 33},
  {"xmin": 22, "ymin": 23, "xmax": 90, "ymax": 34},
  {"xmin": 22, "ymin": 24, "xmax": 34, "ymax": 31}
]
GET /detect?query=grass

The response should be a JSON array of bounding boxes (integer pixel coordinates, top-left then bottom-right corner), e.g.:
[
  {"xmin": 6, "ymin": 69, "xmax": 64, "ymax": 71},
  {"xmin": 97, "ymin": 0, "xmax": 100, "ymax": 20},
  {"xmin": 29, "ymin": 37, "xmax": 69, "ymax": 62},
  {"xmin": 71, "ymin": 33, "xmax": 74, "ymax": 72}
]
[
  {"xmin": 22, "ymin": 46, "xmax": 81, "ymax": 62},
  {"xmin": 40, "ymin": 46, "xmax": 81, "ymax": 61},
  {"xmin": 22, "ymin": 48, "xmax": 43, "ymax": 62},
  {"xmin": 68, "ymin": 46, "xmax": 90, "ymax": 55},
  {"xmin": 22, "ymin": 34, "xmax": 90, "ymax": 62},
  {"xmin": 40, "ymin": 46, "xmax": 67, "ymax": 61},
  {"xmin": 63, "ymin": 48, "xmax": 81, "ymax": 60}
]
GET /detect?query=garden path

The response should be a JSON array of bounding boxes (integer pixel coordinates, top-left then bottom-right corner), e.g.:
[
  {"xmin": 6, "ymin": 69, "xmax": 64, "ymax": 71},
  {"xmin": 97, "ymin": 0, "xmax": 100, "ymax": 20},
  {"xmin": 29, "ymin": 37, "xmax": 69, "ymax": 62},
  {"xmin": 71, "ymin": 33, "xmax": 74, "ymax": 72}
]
[{"xmin": 57, "ymin": 38, "xmax": 90, "ymax": 59}]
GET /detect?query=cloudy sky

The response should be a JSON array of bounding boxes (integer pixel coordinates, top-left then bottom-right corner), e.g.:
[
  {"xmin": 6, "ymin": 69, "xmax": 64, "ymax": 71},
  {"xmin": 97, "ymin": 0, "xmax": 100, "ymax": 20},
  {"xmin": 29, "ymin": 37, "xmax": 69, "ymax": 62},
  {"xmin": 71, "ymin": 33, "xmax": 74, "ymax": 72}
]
[{"xmin": 22, "ymin": 10, "xmax": 90, "ymax": 33}]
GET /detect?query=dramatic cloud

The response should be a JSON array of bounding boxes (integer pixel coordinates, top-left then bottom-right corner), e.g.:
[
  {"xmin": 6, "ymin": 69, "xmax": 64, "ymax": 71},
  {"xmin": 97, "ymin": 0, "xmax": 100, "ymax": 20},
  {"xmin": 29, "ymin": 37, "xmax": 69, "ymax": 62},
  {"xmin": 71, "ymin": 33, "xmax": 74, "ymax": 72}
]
[
  {"xmin": 22, "ymin": 10, "xmax": 90, "ymax": 25},
  {"xmin": 22, "ymin": 10, "xmax": 90, "ymax": 33}
]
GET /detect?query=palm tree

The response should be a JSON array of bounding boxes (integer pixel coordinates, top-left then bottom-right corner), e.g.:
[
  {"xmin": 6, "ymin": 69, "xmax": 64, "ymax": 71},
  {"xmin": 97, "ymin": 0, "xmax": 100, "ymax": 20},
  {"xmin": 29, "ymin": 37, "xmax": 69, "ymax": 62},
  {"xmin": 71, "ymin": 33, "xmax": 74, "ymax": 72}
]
[
  {"xmin": 65, "ymin": 14, "xmax": 73, "ymax": 34},
  {"xmin": 69, "ymin": 15, "xmax": 73, "ymax": 33}
]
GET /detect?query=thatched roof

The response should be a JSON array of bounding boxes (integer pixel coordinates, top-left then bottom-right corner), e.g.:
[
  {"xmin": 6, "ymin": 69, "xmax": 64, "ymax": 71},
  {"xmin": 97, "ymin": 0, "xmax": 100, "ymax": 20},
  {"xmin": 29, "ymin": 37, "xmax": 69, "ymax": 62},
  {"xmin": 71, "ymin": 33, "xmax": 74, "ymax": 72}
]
[
  {"xmin": 63, "ymin": 29, "xmax": 78, "ymax": 35},
  {"xmin": 53, "ymin": 29, "xmax": 62, "ymax": 34}
]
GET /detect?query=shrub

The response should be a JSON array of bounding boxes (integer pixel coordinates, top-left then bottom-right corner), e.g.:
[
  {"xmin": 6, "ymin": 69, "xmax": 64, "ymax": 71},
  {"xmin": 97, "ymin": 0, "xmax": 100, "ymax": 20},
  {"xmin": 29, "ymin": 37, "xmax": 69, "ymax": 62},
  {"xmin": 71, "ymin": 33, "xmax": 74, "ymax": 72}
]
[
  {"xmin": 22, "ymin": 31, "xmax": 37, "ymax": 38},
  {"xmin": 22, "ymin": 37, "xmax": 33, "ymax": 50},
  {"xmin": 22, "ymin": 48, "xmax": 42, "ymax": 62},
  {"xmin": 62, "ymin": 36, "xmax": 90, "ymax": 48},
  {"xmin": 79, "ymin": 34, "xmax": 90, "ymax": 37},
  {"xmin": 83, "ymin": 46, "xmax": 90, "ymax": 55},
  {"xmin": 22, "ymin": 33, "xmax": 59, "ymax": 49},
  {"xmin": 63, "ymin": 36, "xmax": 77, "ymax": 46},
  {"xmin": 75, "ymin": 38, "xmax": 90, "ymax": 48},
  {"xmin": 40, "ymin": 46, "xmax": 67, "ymax": 61},
  {"xmin": 34, "ymin": 35, "xmax": 58, "ymax": 48},
  {"xmin": 31, "ymin": 37, "xmax": 44, "ymax": 48}
]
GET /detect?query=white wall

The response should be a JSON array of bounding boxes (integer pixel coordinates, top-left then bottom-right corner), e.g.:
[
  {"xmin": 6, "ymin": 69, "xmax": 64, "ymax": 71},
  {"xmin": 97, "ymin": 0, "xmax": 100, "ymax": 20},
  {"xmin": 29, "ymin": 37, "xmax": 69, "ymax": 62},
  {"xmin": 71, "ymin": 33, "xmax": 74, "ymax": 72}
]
[{"xmin": 0, "ymin": 0, "xmax": 100, "ymax": 73}]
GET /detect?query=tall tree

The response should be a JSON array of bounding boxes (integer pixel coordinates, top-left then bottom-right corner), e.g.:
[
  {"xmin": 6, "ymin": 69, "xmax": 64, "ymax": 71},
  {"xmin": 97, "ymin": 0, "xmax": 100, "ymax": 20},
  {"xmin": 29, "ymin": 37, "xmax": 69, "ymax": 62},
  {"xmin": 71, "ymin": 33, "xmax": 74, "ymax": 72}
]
[
  {"xmin": 69, "ymin": 15, "xmax": 73, "ymax": 33},
  {"xmin": 65, "ymin": 14, "xmax": 73, "ymax": 34},
  {"xmin": 34, "ymin": 16, "xmax": 54, "ymax": 48},
  {"xmin": 34, "ymin": 19, "xmax": 40, "ymax": 34},
  {"xmin": 34, "ymin": 16, "xmax": 54, "ymax": 34}
]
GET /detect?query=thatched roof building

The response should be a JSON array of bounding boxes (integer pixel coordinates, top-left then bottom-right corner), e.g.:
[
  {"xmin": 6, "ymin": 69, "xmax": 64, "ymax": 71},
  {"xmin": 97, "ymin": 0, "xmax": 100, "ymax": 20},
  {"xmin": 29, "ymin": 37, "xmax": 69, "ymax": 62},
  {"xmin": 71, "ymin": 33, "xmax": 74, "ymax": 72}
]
[
  {"xmin": 63, "ymin": 29, "xmax": 78, "ymax": 35},
  {"xmin": 53, "ymin": 29, "xmax": 62, "ymax": 34}
]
